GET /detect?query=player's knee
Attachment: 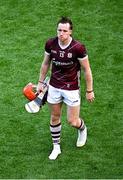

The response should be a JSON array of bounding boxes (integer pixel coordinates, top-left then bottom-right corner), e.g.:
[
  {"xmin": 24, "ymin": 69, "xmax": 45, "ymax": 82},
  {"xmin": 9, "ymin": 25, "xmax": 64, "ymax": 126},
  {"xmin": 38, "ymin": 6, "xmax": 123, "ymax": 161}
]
[
  {"xmin": 68, "ymin": 118, "xmax": 78, "ymax": 127},
  {"xmin": 51, "ymin": 114, "xmax": 61, "ymax": 124}
]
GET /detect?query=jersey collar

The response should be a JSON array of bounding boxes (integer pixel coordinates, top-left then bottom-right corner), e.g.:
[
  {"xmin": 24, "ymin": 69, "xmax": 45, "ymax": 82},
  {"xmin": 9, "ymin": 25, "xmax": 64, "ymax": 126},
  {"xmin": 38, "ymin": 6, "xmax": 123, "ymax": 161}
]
[{"xmin": 58, "ymin": 37, "xmax": 72, "ymax": 50}]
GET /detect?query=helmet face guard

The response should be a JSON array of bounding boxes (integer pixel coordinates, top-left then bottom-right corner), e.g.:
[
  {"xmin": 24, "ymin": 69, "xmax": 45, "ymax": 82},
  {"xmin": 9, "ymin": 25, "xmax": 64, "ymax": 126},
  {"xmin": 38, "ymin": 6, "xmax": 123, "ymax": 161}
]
[{"xmin": 23, "ymin": 83, "xmax": 38, "ymax": 101}]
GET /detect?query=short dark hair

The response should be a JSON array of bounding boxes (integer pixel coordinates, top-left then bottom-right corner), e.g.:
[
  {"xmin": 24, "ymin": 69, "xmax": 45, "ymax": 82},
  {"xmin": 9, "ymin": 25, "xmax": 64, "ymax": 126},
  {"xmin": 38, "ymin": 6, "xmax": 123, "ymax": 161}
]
[{"xmin": 57, "ymin": 16, "xmax": 73, "ymax": 30}]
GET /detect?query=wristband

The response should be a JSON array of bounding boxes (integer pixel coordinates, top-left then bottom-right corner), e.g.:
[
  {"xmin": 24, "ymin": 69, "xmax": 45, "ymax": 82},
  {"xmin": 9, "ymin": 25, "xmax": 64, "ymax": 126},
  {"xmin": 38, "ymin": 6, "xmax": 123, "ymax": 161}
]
[
  {"xmin": 86, "ymin": 90, "xmax": 93, "ymax": 93},
  {"xmin": 38, "ymin": 80, "xmax": 45, "ymax": 84},
  {"xmin": 38, "ymin": 80, "xmax": 47, "ymax": 86}
]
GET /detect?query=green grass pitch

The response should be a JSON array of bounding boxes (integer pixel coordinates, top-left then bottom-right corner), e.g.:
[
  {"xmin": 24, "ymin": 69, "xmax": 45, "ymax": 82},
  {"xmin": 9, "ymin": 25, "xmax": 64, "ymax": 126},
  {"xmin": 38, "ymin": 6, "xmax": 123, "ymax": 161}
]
[{"xmin": 0, "ymin": 0, "xmax": 123, "ymax": 179}]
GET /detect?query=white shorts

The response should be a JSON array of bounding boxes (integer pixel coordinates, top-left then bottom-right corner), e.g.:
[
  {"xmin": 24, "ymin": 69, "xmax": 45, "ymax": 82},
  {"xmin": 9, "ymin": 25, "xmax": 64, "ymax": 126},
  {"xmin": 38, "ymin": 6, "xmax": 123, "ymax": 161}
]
[{"xmin": 47, "ymin": 85, "xmax": 80, "ymax": 106}]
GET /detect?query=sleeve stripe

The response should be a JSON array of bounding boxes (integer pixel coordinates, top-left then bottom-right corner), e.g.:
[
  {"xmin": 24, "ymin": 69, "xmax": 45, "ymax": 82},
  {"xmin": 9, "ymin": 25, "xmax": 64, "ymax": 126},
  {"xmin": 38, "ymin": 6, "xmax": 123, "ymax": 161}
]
[
  {"xmin": 78, "ymin": 55, "xmax": 88, "ymax": 61},
  {"xmin": 45, "ymin": 51, "xmax": 50, "ymax": 55}
]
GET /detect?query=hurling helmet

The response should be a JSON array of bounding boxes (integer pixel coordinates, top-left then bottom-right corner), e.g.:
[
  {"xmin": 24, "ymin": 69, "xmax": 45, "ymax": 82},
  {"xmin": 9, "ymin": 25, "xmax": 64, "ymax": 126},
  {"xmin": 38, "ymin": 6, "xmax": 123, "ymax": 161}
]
[{"xmin": 23, "ymin": 83, "xmax": 38, "ymax": 101}]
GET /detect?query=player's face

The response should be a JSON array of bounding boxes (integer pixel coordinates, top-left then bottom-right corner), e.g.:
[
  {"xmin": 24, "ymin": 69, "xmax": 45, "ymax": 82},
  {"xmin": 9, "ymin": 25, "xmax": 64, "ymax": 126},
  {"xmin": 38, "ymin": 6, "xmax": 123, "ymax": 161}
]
[{"xmin": 57, "ymin": 23, "xmax": 72, "ymax": 44}]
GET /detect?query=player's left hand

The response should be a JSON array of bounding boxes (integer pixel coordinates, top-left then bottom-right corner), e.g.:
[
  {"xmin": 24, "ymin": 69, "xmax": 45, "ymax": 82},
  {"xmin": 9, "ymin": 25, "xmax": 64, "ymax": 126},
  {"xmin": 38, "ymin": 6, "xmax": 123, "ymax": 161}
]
[{"xmin": 86, "ymin": 91, "xmax": 95, "ymax": 102}]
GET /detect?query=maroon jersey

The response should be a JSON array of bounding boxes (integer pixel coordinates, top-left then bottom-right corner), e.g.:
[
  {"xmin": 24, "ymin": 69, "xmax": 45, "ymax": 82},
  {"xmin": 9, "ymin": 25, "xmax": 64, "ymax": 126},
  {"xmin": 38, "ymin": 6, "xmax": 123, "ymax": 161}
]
[{"xmin": 45, "ymin": 37, "xmax": 87, "ymax": 90}]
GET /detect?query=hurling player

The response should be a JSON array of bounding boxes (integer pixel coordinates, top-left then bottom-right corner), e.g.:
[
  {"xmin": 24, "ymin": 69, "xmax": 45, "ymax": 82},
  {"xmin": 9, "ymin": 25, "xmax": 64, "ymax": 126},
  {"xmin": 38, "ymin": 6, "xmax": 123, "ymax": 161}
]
[{"xmin": 37, "ymin": 16, "xmax": 95, "ymax": 160}]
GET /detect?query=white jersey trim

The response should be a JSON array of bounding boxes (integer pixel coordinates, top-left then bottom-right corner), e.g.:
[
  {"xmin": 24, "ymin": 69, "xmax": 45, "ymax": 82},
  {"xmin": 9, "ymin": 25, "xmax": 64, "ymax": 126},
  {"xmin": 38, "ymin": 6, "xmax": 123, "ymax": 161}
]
[
  {"xmin": 45, "ymin": 51, "xmax": 50, "ymax": 55},
  {"xmin": 78, "ymin": 55, "xmax": 88, "ymax": 61},
  {"xmin": 58, "ymin": 37, "xmax": 72, "ymax": 50}
]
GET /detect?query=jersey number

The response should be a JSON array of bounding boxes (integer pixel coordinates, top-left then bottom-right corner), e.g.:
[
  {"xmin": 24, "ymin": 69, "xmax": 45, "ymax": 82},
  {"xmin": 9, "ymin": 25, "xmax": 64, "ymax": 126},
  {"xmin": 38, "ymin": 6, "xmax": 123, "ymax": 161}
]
[{"xmin": 60, "ymin": 51, "xmax": 65, "ymax": 58}]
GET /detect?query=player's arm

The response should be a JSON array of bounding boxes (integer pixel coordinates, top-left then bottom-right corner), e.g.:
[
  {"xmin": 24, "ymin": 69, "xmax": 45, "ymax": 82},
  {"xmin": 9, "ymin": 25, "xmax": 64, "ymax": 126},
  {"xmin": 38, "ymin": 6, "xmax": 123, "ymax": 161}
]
[
  {"xmin": 79, "ymin": 56, "xmax": 93, "ymax": 91},
  {"xmin": 79, "ymin": 56, "xmax": 95, "ymax": 102},
  {"xmin": 38, "ymin": 53, "xmax": 51, "ymax": 81},
  {"xmin": 37, "ymin": 53, "xmax": 51, "ymax": 93}
]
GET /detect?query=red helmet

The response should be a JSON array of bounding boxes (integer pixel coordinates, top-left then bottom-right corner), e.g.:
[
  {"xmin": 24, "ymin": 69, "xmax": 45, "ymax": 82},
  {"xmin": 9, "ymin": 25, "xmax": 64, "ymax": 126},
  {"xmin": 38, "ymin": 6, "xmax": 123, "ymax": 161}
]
[{"xmin": 23, "ymin": 83, "xmax": 38, "ymax": 101}]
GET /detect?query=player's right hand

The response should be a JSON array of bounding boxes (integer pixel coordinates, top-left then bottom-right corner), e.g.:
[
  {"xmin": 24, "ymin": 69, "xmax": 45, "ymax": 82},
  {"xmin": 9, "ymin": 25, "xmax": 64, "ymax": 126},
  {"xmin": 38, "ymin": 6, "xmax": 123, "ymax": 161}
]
[{"xmin": 37, "ymin": 82, "xmax": 44, "ymax": 94}]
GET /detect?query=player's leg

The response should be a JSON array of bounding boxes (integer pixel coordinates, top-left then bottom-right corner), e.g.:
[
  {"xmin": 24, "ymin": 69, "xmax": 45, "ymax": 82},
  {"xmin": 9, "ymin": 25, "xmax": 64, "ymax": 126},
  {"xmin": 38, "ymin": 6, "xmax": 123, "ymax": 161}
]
[
  {"xmin": 67, "ymin": 105, "xmax": 87, "ymax": 147},
  {"xmin": 48, "ymin": 103, "xmax": 62, "ymax": 160},
  {"xmin": 67, "ymin": 104, "xmax": 81, "ymax": 127},
  {"xmin": 47, "ymin": 85, "xmax": 63, "ymax": 160},
  {"xmin": 62, "ymin": 89, "xmax": 87, "ymax": 147}
]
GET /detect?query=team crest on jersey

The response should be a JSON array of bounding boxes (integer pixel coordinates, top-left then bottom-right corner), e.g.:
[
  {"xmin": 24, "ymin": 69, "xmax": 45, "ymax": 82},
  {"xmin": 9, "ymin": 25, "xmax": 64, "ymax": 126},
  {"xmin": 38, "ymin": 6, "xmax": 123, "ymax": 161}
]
[
  {"xmin": 67, "ymin": 53, "xmax": 72, "ymax": 58},
  {"xmin": 59, "ymin": 51, "xmax": 65, "ymax": 58}
]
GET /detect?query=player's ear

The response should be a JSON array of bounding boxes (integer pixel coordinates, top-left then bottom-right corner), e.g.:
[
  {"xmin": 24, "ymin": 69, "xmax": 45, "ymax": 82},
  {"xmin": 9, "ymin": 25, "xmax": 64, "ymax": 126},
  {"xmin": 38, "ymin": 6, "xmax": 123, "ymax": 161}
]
[{"xmin": 69, "ymin": 30, "xmax": 72, "ymax": 35}]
